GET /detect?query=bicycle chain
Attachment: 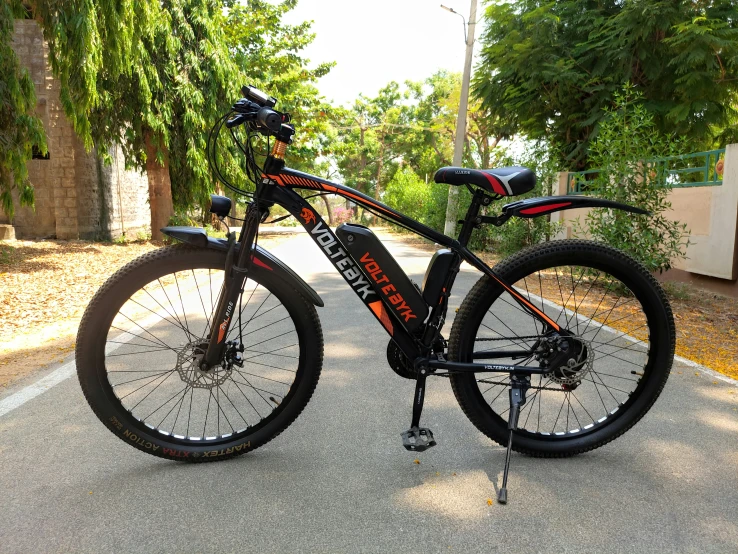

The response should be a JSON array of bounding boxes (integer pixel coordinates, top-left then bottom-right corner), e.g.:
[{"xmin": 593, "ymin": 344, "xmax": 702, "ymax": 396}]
[
  {"xmin": 473, "ymin": 335, "xmax": 541, "ymax": 342},
  {"xmin": 469, "ymin": 335, "xmax": 586, "ymax": 390},
  {"xmin": 437, "ymin": 335, "xmax": 573, "ymax": 391},
  {"xmin": 435, "ymin": 373, "xmax": 565, "ymax": 392}
]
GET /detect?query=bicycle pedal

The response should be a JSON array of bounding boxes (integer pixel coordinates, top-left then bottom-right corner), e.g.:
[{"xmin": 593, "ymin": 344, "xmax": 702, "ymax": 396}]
[{"xmin": 401, "ymin": 427, "xmax": 436, "ymax": 452}]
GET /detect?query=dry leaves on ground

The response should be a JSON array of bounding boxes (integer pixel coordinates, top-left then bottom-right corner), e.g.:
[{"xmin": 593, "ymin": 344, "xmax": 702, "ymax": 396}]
[
  {"xmin": 0, "ymin": 240, "xmax": 160, "ymax": 388},
  {"xmin": 1, "ymin": 233, "xmax": 736, "ymax": 389},
  {"xmin": 0, "ymin": 234, "xmax": 291, "ymax": 389},
  {"xmin": 384, "ymin": 230, "xmax": 738, "ymax": 380}
]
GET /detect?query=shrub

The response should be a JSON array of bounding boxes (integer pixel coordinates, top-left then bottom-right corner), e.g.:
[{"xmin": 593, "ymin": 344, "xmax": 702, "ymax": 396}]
[
  {"xmin": 332, "ymin": 206, "xmax": 354, "ymax": 225},
  {"xmin": 383, "ymin": 167, "xmax": 431, "ymax": 224},
  {"xmin": 576, "ymin": 85, "xmax": 689, "ymax": 273}
]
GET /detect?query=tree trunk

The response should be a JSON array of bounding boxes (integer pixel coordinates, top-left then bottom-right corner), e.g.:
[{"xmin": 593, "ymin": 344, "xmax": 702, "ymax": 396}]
[
  {"xmin": 373, "ymin": 139, "xmax": 386, "ymax": 226},
  {"xmin": 320, "ymin": 194, "xmax": 334, "ymax": 225},
  {"xmin": 145, "ymin": 133, "xmax": 174, "ymax": 241}
]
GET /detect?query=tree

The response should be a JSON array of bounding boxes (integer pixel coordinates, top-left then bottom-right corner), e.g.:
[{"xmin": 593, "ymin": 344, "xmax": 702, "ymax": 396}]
[
  {"xmin": 0, "ymin": 1, "xmax": 46, "ymax": 219},
  {"xmin": 223, "ymin": 0, "xmax": 334, "ymax": 175},
  {"xmin": 474, "ymin": 0, "xmax": 738, "ymax": 169},
  {"xmin": 24, "ymin": 0, "xmax": 237, "ymax": 238},
  {"xmin": 332, "ymin": 72, "xmax": 508, "ymax": 230},
  {"xmin": 401, "ymin": 71, "xmax": 507, "ymax": 179},
  {"xmin": 331, "ymin": 83, "xmax": 408, "ymax": 214},
  {"xmin": 15, "ymin": 0, "xmax": 331, "ymax": 238}
]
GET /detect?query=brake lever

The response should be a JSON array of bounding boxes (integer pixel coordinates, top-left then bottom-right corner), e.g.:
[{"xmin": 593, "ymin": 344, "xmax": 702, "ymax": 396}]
[
  {"xmin": 232, "ymin": 98, "xmax": 261, "ymax": 114},
  {"xmin": 225, "ymin": 114, "xmax": 248, "ymax": 129}
]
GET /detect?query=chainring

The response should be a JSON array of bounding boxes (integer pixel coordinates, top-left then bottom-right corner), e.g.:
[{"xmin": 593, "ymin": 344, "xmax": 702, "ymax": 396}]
[{"xmin": 387, "ymin": 339, "xmax": 418, "ymax": 379}]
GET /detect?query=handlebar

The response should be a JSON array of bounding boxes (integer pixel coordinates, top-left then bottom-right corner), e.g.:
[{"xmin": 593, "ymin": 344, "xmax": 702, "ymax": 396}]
[
  {"xmin": 225, "ymin": 85, "xmax": 295, "ymax": 144},
  {"xmin": 225, "ymin": 114, "xmax": 247, "ymax": 129},
  {"xmin": 225, "ymin": 107, "xmax": 281, "ymax": 133},
  {"xmin": 228, "ymin": 94, "xmax": 286, "ymax": 134},
  {"xmin": 257, "ymin": 107, "xmax": 283, "ymax": 133}
]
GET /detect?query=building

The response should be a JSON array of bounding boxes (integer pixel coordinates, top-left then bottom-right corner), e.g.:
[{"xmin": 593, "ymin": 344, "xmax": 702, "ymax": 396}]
[{"xmin": 0, "ymin": 18, "xmax": 150, "ymax": 240}]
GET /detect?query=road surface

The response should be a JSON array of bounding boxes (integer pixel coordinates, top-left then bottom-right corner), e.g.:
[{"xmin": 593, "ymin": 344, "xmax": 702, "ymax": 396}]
[{"xmin": 1, "ymin": 231, "xmax": 737, "ymax": 553}]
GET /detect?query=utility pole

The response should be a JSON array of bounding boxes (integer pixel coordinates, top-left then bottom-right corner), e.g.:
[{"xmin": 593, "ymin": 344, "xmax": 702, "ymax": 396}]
[{"xmin": 442, "ymin": 0, "xmax": 478, "ymax": 237}]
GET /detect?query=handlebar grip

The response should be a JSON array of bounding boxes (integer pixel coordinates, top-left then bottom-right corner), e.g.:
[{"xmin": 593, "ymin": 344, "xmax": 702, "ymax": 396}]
[
  {"xmin": 257, "ymin": 107, "xmax": 283, "ymax": 133},
  {"xmin": 225, "ymin": 114, "xmax": 247, "ymax": 129}
]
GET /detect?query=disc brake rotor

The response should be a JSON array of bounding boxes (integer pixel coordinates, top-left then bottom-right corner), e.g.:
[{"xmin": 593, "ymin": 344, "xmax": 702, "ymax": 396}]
[
  {"xmin": 548, "ymin": 337, "xmax": 594, "ymax": 386},
  {"xmin": 176, "ymin": 341, "xmax": 233, "ymax": 389}
]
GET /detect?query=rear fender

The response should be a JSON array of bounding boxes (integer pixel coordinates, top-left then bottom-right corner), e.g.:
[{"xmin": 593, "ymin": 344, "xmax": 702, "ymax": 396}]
[
  {"xmin": 161, "ymin": 226, "xmax": 324, "ymax": 307},
  {"xmin": 502, "ymin": 195, "xmax": 649, "ymax": 219}
]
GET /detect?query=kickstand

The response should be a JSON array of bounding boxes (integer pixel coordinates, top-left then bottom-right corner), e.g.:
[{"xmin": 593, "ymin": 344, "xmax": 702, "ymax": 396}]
[{"xmin": 497, "ymin": 373, "xmax": 530, "ymax": 504}]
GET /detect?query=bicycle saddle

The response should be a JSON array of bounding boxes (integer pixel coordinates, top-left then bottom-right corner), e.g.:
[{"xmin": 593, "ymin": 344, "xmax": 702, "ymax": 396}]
[{"xmin": 433, "ymin": 166, "xmax": 536, "ymax": 197}]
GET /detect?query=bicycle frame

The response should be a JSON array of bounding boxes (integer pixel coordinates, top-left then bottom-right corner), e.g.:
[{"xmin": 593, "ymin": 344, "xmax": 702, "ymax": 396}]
[{"xmin": 200, "ymin": 163, "xmax": 560, "ymax": 374}]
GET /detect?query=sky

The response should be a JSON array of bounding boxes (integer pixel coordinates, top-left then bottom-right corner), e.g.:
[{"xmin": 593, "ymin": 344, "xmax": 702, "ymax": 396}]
[{"xmin": 281, "ymin": 0, "xmax": 483, "ymax": 106}]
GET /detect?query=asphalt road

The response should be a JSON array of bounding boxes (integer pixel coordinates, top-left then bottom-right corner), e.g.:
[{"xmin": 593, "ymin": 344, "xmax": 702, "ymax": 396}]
[{"xmin": 1, "ymin": 231, "xmax": 737, "ymax": 553}]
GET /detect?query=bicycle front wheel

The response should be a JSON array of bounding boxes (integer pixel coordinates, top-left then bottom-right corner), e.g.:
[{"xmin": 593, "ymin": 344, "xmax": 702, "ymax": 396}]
[
  {"xmin": 448, "ymin": 240, "xmax": 675, "ymax": 457},
  {"xmin": 76, "ymin": 245, "xmax": 323, "ymax": 461}
]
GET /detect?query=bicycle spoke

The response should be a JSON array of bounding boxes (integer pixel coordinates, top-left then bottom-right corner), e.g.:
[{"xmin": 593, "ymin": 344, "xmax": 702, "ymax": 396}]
[
  {"xmin": 100, "ymin": 259, "xmax": 303, "ymax": 445},
  {"xmin": 157, "ymin": 277, "xmax": 195, "ymax": 342},
  {"xmin": 193, "ymin": 269, "xmax": 213, "ymax": 336},
  {"xmin": 553, "ymin": 267, "xmax": 571, "ymax": 327}
]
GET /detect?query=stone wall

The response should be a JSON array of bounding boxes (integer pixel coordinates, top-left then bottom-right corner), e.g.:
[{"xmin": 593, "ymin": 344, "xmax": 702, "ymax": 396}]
[
  {"xmin": 2, "ymin": 19, "xmax": 150, "ymax": 240},
  {"xmin": 104, "ymin": 148, "xmax": 151, "ymax": 240}
]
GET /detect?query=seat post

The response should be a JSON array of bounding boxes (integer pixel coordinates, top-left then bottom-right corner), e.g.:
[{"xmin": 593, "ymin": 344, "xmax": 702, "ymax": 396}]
[{"xmin": 457, "ymin": 189, "xmax": 492, "ymax": 247}]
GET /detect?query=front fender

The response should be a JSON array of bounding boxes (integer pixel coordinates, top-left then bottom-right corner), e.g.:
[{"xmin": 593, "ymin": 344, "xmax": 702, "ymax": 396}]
[
  {"xmin": 161, "ymin": 226, "xmax": 324, "ymax": 307},
  {"xmin": 502, "ymin": 195, "xmax": 649, "ymax": 218}
]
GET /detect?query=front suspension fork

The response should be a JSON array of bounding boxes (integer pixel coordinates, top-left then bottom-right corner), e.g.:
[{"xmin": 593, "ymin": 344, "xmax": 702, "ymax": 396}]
[{"xmin": 202, "ymin": 202, "xmax": 264, "ymax": 369}]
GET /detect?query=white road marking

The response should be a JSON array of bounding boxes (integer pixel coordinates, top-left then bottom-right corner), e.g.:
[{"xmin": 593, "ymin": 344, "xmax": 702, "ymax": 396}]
[
  {"xmin": 2, "ymin": 245, "xmax": 736, "ymax": 419},
  {"xmin": 0, "ymin": 360, "xmax": 76, "ymax": 418}
]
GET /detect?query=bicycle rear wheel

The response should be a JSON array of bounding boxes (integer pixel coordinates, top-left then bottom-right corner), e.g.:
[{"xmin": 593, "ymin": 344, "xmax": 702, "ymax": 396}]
[
  {"xmin": 449, "ymin": 240, "xmax": 675, "ymax": 457},
  {"xmin": 76, "ymin": 245, "xmax": 323, "ymax": 461}
]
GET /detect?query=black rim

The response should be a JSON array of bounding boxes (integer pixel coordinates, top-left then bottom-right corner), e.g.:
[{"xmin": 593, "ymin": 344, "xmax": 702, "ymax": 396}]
[
  {"xmin": 466, "ymin": 261, "xmax": 655, "ymax": 440},
  {"xmin": 99, "ymin": 264, "xmax": 302, "ymax": 445}
]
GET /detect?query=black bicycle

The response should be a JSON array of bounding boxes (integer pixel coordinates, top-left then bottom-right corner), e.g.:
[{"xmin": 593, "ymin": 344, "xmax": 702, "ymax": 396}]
[{"xmin": 76, "ymin": 86, "xmax": 675, "ymax": 503}]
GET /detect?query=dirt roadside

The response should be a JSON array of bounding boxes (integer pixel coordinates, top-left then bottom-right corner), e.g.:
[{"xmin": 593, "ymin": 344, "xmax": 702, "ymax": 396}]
[
  {"xmin": 0, "ymin": 234, "xmax": 294, "ymax": 391},
  {"xmin": 388, "ymin": 231, "xmax": 738, "ymax": 380},
  {"xmin": 1, "ymin": 231, "xmax": 736, "ymax": 391}
]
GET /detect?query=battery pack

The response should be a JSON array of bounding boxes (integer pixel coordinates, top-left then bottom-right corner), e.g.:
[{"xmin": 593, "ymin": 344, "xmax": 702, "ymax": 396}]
[{"xmin": 336, "ymin": 224, "xmax": 428, "ymax": 332}]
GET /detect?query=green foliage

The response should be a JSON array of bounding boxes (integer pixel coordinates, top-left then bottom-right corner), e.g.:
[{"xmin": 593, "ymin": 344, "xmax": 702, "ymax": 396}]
[
  {"xmin": 0, "ymin": 1, "xmax": 46, "ymax": 220},
  {"xmin": 383, "ymin": 167, "xmax": 431, "ymax": 224},
  {"xmin": 28, "ymin": 0, "xmax": 242, "ymax": 213},
  {"xmin": 576, "ymin": 86, "xmax": 689, "ymax": 273},
  {"xmin": 32, "ymin": 0, "xmax": 162, "ymax": 149},
  {"xmin": 168, "ymin": 211, "xmax": 197, "ymax": 227},
  {"xmin": 331, "ymin": 72, "xmax": 505, "ymax": 231},
  {"xmin": 204, "ymin": 224, "xmax": 227, "ymax": 239},
  {"xmin": 400, "ymin": 71, "xmax": 508, "ymax": 179},
  {"xmin": 331, "ymin": 82, "xmax": 408, "ymax": 200},
  {"xmin": 474, "ymin": 0, "xmax": 738, "ymax": 168},
  {"xmin": 7, "ymin": 0, "xmax": 332, "ymax": 221},
  {"xmin": 222, "ymin": 0, "xmax": 334, "ymax": 174}
]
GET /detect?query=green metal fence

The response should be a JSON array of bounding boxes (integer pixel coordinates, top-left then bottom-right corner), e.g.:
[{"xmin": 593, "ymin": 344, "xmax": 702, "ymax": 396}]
[{"xmin": 567, "ymin": 148, "xmax": 726, "ymax": 195}]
